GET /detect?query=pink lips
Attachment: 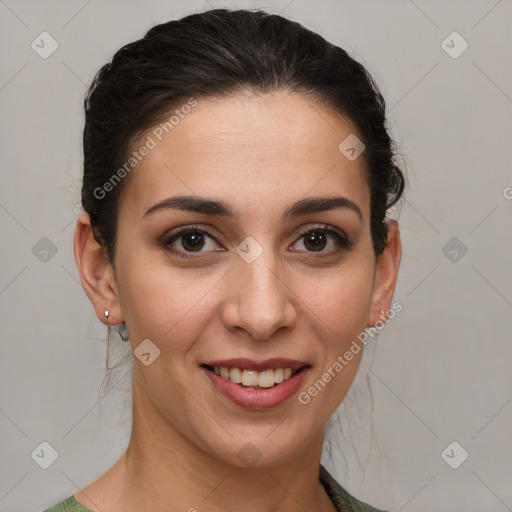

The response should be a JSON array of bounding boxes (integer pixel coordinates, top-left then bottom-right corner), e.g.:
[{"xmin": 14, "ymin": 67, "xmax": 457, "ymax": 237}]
[{"xmin": 201, "ymin": 359, "xmax": 311, "ymax": 410}]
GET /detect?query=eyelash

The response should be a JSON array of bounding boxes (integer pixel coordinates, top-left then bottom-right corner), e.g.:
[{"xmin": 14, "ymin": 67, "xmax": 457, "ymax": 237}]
[{"xmin": 162, "ymin": 224, "xmax": 353, "ymax": 259}]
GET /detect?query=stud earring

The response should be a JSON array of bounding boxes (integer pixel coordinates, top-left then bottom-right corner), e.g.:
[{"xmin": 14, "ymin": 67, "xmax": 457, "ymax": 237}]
[{"xmin": 104, "ymin": 310, "xmax": 109, "ymax": 318}]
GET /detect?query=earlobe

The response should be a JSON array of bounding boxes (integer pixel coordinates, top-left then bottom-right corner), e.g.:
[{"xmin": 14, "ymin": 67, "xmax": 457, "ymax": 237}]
[
  {"xmin": 73, "ymin": 211, "xmax": 124, "ymax": 325},
  {"xmin": 368, "ymin": 220, "xmax": 402, "ymax": 327}
]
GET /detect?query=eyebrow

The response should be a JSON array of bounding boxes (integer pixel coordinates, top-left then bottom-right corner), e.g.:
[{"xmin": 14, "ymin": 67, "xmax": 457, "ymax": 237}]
[{"xmin": 143, "ymin": 195, "xmax": 363, "ymax": 223}]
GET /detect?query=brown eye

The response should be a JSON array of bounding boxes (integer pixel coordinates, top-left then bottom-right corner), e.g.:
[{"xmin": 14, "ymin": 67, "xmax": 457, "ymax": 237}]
[
  {"xmin": 291, "ymin": 226, "xmax": 353, "ymax": 254},
  {"xmin": 303, "ymin": 231, "xmax": 327, "ymax": 251},
  {"xmin": 180, "ymin": 231, "xmax": 206, "ymax": 252},
  {"xmin": 164, "ymin": 226, "xmax": 222, "ymax": 258}
]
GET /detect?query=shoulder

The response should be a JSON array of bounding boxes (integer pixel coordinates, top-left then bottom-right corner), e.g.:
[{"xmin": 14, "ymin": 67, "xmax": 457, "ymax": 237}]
[
  {"xmin": 44, "ymin": 468, "xmax": 387, "ymax": 512},
  {"xmin": 319, "ymin": 464, "xmax": 389, "ymax": 512},
  {"xmin": 42, "ymin": 495, "xmax": 94, "ymax": 512}
]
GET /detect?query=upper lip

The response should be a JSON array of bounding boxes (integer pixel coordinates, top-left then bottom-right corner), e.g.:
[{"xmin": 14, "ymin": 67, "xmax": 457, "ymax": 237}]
[{"xmin": 201, "ymin": 358, "xmax": 310, "ymax": 372}]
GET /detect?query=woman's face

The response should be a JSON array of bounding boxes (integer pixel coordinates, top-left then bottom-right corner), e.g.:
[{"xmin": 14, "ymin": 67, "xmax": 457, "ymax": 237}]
[{"xmin": 80, "ymin": 90, "xmax": 400, "ymax": 468}]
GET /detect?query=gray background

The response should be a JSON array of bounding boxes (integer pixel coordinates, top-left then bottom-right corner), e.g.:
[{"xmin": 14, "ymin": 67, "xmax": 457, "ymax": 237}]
[{"xmin": 1, "ymin": 0, "xmax": 511, "ymax": 510}]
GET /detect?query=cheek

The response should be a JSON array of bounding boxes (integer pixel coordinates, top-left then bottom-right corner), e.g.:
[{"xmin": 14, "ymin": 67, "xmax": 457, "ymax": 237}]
[
  {"xmin": 117, "ymin": 251, "xmax": 222, "ymax": 348},
  {"xmin": 299, "ymin": 264, "xmax": 374, "ymax": 343}
]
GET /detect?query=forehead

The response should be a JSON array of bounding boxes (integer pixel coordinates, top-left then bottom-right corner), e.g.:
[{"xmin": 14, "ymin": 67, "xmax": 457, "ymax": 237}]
[{"xmin": 120, "ymin": 91, "xmax": 370, "ymax": 221}]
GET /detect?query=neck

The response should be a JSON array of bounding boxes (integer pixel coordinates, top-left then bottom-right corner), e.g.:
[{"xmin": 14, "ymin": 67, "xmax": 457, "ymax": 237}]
[{"xmin": 89, "ymin": 384, "xmax": 336, "ymax": 512}]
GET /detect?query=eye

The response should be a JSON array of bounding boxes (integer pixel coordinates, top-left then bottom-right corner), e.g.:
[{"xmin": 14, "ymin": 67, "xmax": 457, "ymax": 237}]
[
  {"xmin": 163, "ymin": 223, "xmax": 353, "ymax": 259},
  {"xmin": 163, "ymin": 226, "xmax": 222, "ymax": 258},
  {"xmin": 291, "ymin": 224, "xmax": 353, "ymax": 253}
]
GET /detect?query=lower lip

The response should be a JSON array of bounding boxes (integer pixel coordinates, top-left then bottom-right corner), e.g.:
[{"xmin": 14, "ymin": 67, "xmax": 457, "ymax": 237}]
[{"xmin": 202, "ymin": 366, "xmax": 310, "ymax": 410}]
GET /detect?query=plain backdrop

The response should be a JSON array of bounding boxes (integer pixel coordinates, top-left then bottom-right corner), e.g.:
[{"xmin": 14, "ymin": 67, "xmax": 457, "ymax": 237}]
[{"xmin": 1, "ymin": 1, "xmax": 511, "ymax": 511}]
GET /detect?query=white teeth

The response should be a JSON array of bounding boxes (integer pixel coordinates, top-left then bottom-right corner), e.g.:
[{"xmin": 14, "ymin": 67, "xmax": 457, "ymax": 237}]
[
  {"xmin": 211, "ymin": 366, "xmax": 299, "ymax": 387},
  {"xmin": 258, "ymin": 369, "xmax": 275, "ymax": 388},
  {"xmin": 241, "ymin": 370, "xmax": 259, "ymax": 386},
  {"xmin": 229, "ymin": 367, "xmax": 242, "ymax": 383}
]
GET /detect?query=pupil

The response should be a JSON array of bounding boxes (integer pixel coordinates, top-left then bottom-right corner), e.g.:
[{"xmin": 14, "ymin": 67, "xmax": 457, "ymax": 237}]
[
  {"xmin": 182, "ymin": 232, "xmax": 204, "ymax": 251},
  {"xmin": 305, "ymin": 231, "xmax": 326, "ymax": 251}
]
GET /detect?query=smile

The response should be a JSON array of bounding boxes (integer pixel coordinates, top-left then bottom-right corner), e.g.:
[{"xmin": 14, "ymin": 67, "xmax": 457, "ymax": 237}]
[
  {"xmin": 203, "ymin": 365, "xmax": 299, "ymax": 388},
  {"xmin": 201, "ymin": 359, "xmax": 311, "ymax": 409}
]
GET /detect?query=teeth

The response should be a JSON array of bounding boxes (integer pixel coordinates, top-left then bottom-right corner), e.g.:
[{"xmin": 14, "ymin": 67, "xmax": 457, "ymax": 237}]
[
  {"xmin": 229, "ymin": 367, "xmax": 242, "ymax": 383},
  {"xmin": 241, "ymin": 370, "xmax": 259, "ymax": 387},
  {"xmin": 258, "ymin": 369, "xmax": 275, "ymax": 388},
  {"xmin": 211, "ymin": 366, "xmax": 299, "ymax": 387}
]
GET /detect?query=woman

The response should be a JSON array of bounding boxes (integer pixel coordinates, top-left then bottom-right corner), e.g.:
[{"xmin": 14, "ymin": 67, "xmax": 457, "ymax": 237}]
[{"xmin": 45, "ymin": 8, "xmax": 403, "ymax": 512}]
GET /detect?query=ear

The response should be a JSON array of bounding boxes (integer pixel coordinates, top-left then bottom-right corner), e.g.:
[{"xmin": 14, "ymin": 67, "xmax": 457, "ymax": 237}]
[
  {"xmin": 368, "ymin": 220, "xmax": 402, "ymax": 326},
  {"xmin": 73, "ymin": 211, "xmax": 124, "ymax": 326}
]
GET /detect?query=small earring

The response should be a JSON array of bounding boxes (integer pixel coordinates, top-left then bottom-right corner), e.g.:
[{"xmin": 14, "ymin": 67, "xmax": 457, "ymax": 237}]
[
  {"xmin": 114, "ymin": 322, "xmax": 129, "ymax": 342},
  {"xmin": 104, "ymin": 310, "xmax": 109, "ymax": 318}
]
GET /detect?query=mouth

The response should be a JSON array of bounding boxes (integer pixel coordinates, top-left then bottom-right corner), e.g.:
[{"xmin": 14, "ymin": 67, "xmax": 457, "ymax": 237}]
[
  {"xmin": 200, "ymin": 360, "xmax": 312, "ymax": 409},
  {"xmin": 201, "ymin": 364, "xmax": 310, "ymax": 389}
]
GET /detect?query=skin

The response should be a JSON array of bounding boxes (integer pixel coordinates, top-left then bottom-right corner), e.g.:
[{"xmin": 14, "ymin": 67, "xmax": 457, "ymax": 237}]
[{"xmin": 74, "ymin": 90, "xmax": 401, "ymax": 512}]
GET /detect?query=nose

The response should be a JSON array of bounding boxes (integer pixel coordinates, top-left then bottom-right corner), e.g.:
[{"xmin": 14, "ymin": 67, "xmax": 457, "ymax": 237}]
[{"xmin": 221, "ymin": 249, "xmax": 297, "ymax": 341}]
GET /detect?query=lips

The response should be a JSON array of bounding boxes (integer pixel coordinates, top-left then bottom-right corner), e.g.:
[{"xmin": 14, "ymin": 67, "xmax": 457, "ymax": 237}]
[{"xmin": 201, "ymin": 366, "xmax": 311, "ymax": 410}]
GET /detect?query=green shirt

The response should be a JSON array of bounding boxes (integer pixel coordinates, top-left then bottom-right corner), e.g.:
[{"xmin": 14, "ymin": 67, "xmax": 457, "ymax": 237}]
[{"xmin": 43, "ymin": 464, "xmax": 387, "ymax": 512}]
